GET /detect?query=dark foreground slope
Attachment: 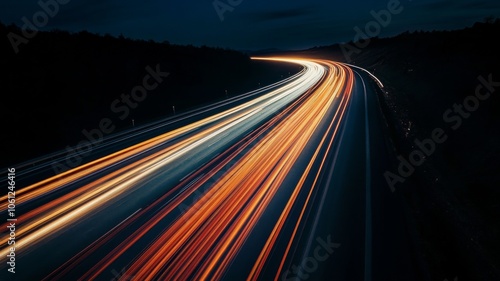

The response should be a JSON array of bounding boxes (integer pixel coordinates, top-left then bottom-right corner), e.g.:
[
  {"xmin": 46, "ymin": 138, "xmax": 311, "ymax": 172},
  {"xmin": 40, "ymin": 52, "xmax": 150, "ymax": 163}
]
[
  {"xmin": 288, "ymin": 20, "xmax": 500, "ymax": 280},
  {"xmin": 0, "ymin": 23, "xmax": 301, "ymax": 166}
]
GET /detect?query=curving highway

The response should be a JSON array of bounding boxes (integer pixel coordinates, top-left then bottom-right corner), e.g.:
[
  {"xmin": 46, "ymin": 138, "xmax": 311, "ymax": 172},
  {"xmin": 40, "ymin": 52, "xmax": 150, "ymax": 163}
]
[{"xmin": 1, "ymin": 58, "xmax": 418, "ymax": 281}]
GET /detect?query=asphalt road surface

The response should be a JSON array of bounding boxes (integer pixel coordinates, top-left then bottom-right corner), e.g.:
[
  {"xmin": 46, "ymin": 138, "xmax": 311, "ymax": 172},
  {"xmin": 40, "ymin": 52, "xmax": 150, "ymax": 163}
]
[{"xmin": 1, "ymin": 58, "xmax": 420, "ymax": 281}]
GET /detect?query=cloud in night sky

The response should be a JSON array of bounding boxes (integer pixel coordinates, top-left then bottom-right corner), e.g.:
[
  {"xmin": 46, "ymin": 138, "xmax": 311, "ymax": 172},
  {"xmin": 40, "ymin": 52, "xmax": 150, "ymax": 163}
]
[{"xmin": 1, "ymin": 0, "xmax": 499, "ymax": 50}]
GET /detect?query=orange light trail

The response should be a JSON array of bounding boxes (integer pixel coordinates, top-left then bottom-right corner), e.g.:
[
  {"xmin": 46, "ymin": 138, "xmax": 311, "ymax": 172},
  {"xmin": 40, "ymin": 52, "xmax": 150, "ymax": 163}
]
[{"xmin": 1, "ymin": 58, "xmax": 357, "ymax": 281}]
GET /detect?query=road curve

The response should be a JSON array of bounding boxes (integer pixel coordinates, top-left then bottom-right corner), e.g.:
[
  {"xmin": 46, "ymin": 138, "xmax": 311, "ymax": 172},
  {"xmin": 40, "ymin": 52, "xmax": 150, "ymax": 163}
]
[{"xmin": 1, "ymin": 58, "xmax": 417, "ymax": 281}]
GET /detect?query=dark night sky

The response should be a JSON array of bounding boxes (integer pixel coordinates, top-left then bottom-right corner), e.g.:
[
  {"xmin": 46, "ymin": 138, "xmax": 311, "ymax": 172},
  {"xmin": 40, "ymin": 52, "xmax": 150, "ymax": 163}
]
[{"xmin": 1, "ymin": 0, "xmax": 500, "ymax": 50}]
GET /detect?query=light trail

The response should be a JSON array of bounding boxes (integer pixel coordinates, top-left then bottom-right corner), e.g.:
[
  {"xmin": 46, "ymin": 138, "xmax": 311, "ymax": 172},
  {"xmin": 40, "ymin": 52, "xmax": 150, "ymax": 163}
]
[
  {"xmin": 0, "ymin": 58, "xmax": 323, "ymax": 254},
  {"xmin": 1, "ymin": 57, "xmax": 359, "ymax": 281}
]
